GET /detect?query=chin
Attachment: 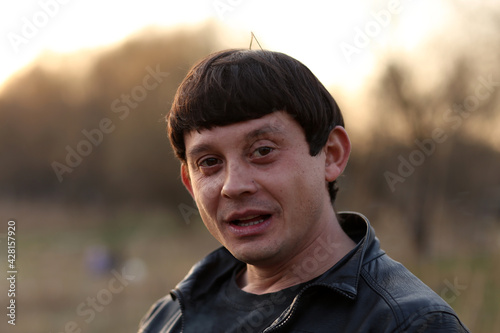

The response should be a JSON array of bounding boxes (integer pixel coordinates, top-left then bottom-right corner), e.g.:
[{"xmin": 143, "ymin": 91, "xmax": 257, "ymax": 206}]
[{"xmin": 229, "ymin": 244, "xmax": 281, "ymax": 266}]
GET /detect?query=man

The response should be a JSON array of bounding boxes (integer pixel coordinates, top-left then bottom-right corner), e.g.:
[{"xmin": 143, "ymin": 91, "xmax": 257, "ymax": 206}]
[{"xmin": 138, "ymin": 49, "xmax": 469, "ymax": 332}]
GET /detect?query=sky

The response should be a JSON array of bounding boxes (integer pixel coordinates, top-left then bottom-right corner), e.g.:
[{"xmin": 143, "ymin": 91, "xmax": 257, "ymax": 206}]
[{"xmin": 0, "ymin": 0, "xmax": 449, "ymax": 93}]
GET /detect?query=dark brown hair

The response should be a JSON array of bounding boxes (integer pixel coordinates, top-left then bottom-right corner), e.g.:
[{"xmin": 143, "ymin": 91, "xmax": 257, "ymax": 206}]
[{"xmin": 168, "ymin": 49, "xmax": 345, "ymax": 202}]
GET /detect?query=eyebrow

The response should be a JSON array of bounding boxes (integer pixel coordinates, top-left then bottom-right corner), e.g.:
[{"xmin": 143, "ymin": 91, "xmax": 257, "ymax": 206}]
[
  {"xmin": 244, "ymin": 125, "xmax": 284, "ymax": 141},
  {"xmin": 187, "ymin": 143, "xmax": 213, "ymax": 161},
  {"xmin": 186, "ymin": 124, "xmax": 285, "ymax": 160}
]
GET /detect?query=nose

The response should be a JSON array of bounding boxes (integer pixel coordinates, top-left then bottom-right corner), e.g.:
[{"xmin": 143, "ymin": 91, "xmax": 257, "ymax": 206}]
[{"xmin": 221, "ymin": 161, "xmax": 257, "ymax": 198}]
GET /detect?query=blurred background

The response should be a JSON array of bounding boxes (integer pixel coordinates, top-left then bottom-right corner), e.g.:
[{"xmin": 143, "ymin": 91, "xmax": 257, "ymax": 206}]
[{"xmin": 0, "ymin": 0, "xmax": 499, "ymax": 332}]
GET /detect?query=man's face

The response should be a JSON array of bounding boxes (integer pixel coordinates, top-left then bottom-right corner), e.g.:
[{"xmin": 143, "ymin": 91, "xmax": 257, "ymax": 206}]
[{"xmin": 181, "ymin": 111, "xmax": 343, "ymax": 266}]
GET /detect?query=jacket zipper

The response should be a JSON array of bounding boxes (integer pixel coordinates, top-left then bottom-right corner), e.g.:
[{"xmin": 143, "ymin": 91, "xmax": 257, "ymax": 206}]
[
  {"xmin": 170, "ymin": 288, "xmax": 186, "ymax": 333},
  {"xmin": 262, "ymin": 283, "xmax": 355, "ymax": 332}
]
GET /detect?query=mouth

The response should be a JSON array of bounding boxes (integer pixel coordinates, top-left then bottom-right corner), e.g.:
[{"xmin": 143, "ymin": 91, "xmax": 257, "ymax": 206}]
[
  {"xmin": 231, "ymin": 214, "xmax": 271, "ymax": 227},
  {"xmin": 226, "ymin": 212, "xmax": 273, "ymax": 237}
]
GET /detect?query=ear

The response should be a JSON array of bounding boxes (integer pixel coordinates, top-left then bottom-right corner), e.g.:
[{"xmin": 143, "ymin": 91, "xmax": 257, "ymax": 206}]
[
  {"xmin": 181, "ymin": 163, "xmax": 195, "ymax": 198},
  {"xmin": 324, "ymin": 126, "xmax": 351, "ymax": 182}
]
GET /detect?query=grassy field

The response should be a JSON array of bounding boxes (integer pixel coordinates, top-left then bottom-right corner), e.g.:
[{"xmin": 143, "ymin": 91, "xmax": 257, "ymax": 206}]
[{"xmin": 0, "ymin": 200, "xmax": 498, "ymax": 332}]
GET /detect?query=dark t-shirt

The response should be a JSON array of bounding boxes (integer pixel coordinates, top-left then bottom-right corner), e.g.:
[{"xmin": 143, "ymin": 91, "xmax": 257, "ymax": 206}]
[{"xmin": 191, "ymin": 264, "xmax": 306, "ymax": 333}]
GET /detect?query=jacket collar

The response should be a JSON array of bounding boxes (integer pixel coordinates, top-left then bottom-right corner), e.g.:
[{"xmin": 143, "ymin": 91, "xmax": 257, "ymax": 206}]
[
  {"xmin": 310, "ymin": 211, "xmax": 383, "ymax": 299},
  {"xmin": 173, "ymin": 211, "xmax": 382, "ymax": 303}
]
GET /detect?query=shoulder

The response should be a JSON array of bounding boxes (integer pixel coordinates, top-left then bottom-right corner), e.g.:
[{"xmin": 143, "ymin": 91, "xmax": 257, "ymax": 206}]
[
  {"xmin": 359, "ymin": 254, "xmax": 470, "ymax": 332},
  {"xmin": 137, "ymin": 294, "xmax": 182, "ymax": 333},
  {"xmin": 137, "ymin": 247, "xmax": 240, "ymax": 333}
]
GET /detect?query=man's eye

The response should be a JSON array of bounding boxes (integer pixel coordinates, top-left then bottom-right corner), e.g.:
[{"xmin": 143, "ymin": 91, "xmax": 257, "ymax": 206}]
[
  {"xmin": 253, "ymin": 147, "xmax": 274, "ymax": 157},
  {"xmin": 199, "ymin": 157, "xmax": 220, "ymax": 167}
]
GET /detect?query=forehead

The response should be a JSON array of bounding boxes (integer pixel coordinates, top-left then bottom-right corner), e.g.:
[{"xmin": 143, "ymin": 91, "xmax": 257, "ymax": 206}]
[{"xmin": 183, "ymin": 112, "xmax": 303, "ymax": 157}]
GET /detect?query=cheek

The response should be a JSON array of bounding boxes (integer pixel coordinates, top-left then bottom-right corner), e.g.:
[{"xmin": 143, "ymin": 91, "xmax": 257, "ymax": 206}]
[
  {"xmin": 286, "ymin": 158, "xmax": 327, "ymax": 207},
  {"xmin": 198, "ymin": 209, "xmax": 225, "ymax": 245},
  {"xmin": 290, "ymin": 155, "xmax": 325, "ymax": 185},
  {"xmin": 192, "ymin": 179, "xmax": 224, "ymax": 238},
  {"xmin": 192, "ymin": 175, "xmax": 223, "ymax": 212}
]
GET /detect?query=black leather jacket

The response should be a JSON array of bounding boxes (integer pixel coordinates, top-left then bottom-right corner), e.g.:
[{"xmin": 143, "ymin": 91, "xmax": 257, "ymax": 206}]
[{"xmin": 138, "ymin": 212, "xmax": 470, "ymax": 332}]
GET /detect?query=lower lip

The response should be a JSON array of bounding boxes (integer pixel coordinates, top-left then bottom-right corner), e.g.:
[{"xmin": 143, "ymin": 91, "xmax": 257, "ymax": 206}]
[{"xmin": 227, "ymin": 216, "xmax": 272, "ymax": 237}]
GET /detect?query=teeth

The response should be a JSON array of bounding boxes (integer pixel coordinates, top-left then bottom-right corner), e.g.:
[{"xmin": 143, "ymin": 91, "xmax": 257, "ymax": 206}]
[
  {"xmin": 237, "ymin": 219, "xmax": 264, "ymax": 227},
  {"xmin": 238, "ymin": 215, "xmax": 260, "ymax": 221}
]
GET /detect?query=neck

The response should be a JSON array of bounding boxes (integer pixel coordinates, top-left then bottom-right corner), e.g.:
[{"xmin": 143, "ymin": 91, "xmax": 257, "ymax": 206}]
[{"xmin": 237, "ymin": 215, "xmax": 356, "ymax": 295}]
